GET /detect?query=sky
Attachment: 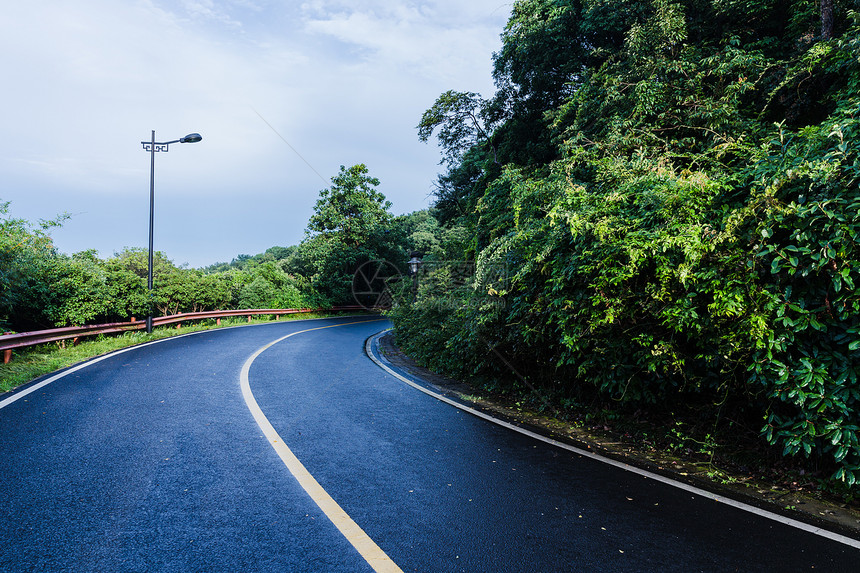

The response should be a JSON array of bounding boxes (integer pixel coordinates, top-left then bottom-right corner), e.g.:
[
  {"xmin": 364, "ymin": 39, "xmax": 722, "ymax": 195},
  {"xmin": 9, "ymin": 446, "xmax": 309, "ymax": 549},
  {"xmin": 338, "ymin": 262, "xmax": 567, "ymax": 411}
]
[{"xmin": 0, "ymin": 0, "xmax": 511, "ymax": 268}]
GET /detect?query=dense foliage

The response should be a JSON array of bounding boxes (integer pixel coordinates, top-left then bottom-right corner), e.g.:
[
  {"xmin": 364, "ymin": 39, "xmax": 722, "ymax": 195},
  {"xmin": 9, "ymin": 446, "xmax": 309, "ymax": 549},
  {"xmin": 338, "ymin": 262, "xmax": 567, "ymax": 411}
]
[{"xmin": 391, "ymin": 0, "xmax": 860, "ymax": 488}]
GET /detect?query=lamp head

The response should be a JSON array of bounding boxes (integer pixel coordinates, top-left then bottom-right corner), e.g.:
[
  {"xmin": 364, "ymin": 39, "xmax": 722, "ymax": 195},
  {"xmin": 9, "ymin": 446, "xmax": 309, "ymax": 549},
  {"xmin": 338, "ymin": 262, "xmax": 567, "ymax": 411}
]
[
  {"xmin": 407, "ymin": 251, "xmax": 423, "ymax": 275},
  {"xmin": 180, "ymin": 133, "xmax": 202, "ymax": 143}
]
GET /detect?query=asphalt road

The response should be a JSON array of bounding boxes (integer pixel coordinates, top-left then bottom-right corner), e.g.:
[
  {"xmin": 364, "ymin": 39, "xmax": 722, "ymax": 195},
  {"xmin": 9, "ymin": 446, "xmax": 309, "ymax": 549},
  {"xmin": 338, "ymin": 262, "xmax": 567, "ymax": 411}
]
[{"xmin": 1, "ymin": 315, "xmax": 859, "ymax": 572}]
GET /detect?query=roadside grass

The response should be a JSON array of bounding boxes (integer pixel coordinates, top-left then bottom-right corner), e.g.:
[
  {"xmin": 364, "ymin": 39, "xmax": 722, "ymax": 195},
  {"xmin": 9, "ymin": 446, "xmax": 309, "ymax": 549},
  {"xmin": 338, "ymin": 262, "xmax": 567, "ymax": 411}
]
[{"xmin": 0, "ymin": 312, "xmax": 360, "ymax": 393}]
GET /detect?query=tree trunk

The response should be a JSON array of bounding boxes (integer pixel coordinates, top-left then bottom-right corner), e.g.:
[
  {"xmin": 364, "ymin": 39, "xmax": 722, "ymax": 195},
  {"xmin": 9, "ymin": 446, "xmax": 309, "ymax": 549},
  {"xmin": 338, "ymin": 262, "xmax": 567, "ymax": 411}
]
[{"xmin": 821, "ymin": 0, "xmax": 834, "ymax": 40}]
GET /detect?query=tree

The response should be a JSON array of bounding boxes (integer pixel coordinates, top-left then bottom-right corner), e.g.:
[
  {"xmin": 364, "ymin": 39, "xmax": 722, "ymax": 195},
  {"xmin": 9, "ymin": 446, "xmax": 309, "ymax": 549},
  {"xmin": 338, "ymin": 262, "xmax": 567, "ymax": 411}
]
[
  {"xmin": 418, "ymin": 91, "xmax": 498, "ymax": 167},
  {"xmin": 307, "ymin": 164, "xmax": 392, "ymax": 247},
  {"xmin": 0, "ymin": 201, "xmax": 69, "ymax": 330},
  {"xmin": 264, "ymin": 245, "xmax": 295, "ymax": 261},
  {"xmin": 821, "ymin": 0, "xmax": 834, "ymax": 39},
  {"xmin": 234, "ymin": 261, "xmax": 312, "ymax": 309},
  {"xmin": 304, "ymin": 164, "xmax": 400, "ymax": 303},
  {"xmin": 45, "ymin": 250, "xmax": 111, "ymax": 326},
  {"xmin": 103, "ymin": 251, "xmax": 149, "ymax": 320}
]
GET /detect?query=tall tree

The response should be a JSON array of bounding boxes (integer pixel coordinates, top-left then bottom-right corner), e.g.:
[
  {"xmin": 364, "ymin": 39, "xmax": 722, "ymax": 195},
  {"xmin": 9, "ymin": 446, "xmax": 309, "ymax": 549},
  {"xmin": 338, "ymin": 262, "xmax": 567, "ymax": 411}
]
[
  {"xmin": 0, "ymin": 201, "xmax": 69, "ymax": 330},
  {"xmin": 307, "ymin": 164, "xmax": 392, "ymax": 248},
  {"xmin": 489, "ymin": 0, "xmax": 587, "ymax": 166},
  {"xmin": 417, "ymin": 91, "xmax": 497, "ymax": 167},
  {"xmin": 821, "ymin": 0, "xmax": 834, "ymax": 39},
  {"xmin": 304, "ymin": 164, "xmax": 400, "ymax": 303}
]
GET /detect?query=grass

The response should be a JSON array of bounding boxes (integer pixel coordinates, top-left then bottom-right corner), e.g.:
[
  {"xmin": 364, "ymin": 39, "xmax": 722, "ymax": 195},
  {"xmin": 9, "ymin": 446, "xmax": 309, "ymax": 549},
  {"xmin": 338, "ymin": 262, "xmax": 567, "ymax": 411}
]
[{"xmin": 0, "ymin": 312, "xmax": 360, "ymax": 393}]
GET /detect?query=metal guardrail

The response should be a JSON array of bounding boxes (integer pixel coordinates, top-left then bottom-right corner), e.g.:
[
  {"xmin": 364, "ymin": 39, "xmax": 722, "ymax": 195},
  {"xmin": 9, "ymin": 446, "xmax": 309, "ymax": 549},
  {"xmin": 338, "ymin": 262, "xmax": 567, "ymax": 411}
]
[{"xmin": 0, "ymin": 306, "xmax": 367, "ymax": 364}]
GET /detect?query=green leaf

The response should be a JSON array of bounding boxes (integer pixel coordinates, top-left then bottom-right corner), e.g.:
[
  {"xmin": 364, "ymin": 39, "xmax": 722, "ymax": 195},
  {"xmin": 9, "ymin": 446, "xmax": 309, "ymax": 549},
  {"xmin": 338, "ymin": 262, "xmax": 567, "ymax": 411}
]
[
  {"xmin": 835, "ymin": 445, "xmax": 848, "ymax": 462},
  {"xmin": 771, "ymin": 258, "xmax": 782, "ymax": 274}
]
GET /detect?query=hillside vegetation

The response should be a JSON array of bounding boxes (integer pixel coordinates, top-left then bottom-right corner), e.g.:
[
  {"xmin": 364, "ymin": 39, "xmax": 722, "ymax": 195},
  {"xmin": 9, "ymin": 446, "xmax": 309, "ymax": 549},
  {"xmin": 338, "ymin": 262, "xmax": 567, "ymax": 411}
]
[{"xmin": 388, "ymin": 0, "xmax": 860, "ymax": 491}]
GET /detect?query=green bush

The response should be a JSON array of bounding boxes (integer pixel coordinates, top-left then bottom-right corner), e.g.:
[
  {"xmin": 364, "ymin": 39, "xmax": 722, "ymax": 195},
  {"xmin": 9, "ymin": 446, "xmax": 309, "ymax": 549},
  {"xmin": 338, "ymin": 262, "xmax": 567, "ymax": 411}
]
[{"xmin": 394, "ymin": 1, "xmax": 860, "ymax": 489}]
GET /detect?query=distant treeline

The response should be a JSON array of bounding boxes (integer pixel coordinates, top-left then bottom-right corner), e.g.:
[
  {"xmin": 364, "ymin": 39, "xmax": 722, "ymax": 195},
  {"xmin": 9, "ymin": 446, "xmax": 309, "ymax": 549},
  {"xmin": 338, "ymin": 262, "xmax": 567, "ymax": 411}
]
[{"xmin": 0, "ymin": 164, "xmax": 451, "ymax": 333}]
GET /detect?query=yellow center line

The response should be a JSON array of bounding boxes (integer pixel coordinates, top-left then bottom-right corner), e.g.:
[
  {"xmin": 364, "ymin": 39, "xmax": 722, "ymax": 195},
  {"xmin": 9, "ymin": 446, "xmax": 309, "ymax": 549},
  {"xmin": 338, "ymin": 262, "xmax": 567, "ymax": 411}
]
[{"xmin": 239, "ymin": 319, "xmax": 402, "ymax": 573}]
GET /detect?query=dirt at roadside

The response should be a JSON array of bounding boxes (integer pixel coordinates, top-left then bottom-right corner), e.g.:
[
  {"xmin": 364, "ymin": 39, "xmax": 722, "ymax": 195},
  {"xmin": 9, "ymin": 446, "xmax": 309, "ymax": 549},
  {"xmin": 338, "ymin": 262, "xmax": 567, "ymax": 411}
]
[{"xmin": 376, "ymin": 332, "xmax": 860, "ymax": 538}]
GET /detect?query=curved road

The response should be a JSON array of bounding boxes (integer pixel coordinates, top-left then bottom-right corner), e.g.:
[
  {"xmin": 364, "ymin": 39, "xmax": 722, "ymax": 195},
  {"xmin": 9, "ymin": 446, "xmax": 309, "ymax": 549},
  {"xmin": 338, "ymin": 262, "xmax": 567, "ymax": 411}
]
[{"xmin": 1, "ymin": 316, "xmax": 858, "ymax": 572}]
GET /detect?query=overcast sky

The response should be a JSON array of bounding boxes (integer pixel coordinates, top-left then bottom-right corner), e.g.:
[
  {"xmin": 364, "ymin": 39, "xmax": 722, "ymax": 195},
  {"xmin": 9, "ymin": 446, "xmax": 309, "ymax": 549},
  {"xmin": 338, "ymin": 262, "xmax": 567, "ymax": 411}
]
[{"xmin": 1, "ymin": 1, "xmax": 510, "ymax": 268}]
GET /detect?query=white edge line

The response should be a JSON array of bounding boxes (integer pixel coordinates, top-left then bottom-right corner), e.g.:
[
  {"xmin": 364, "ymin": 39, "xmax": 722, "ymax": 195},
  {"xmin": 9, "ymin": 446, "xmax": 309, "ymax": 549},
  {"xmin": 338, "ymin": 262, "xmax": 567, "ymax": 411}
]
[
  {"xmin": 239, "ymin": 320, "xmax": 403, "ymax": 573},
  {"xmin": 365, "ymin": 329, "xmax": 860, "ymax": 550},
  {"xmin": 0, "ymin": 331, "xmax": 201, "ymax": 410}
]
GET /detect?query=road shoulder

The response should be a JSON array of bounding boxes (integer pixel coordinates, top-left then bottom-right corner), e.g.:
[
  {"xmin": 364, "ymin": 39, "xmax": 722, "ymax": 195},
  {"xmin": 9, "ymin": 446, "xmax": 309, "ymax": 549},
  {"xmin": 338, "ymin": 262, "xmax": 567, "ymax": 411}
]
[{"xmin": 371, "ymin": 330, "xmax": 860, "ymax": 540}]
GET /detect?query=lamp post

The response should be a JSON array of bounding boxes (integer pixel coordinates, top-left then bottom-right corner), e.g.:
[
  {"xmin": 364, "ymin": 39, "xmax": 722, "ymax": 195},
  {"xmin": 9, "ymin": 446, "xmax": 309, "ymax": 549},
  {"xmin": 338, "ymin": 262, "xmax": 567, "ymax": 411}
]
[
  {"xmin": 141, "ymin": 131, "xmax": 202, "ymax": 333},
  {"xmin": 407, "ymin": 251, "xmax": 423, "ymax": 301}
]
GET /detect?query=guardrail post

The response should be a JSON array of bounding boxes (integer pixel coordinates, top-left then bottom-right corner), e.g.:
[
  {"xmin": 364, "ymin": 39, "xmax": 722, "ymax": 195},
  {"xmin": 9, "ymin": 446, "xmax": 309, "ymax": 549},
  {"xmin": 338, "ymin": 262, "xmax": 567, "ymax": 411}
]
[
  {"xmin": 3, "ymin": 349, "xmax": 11, "ymax": 364},
  {"xmin": 247, "ymin": 315, "xmax": 252, "ymax": 323},
  {"xmin": 216, "ymin": 318, "xmax": 221, "ymax": 326}
]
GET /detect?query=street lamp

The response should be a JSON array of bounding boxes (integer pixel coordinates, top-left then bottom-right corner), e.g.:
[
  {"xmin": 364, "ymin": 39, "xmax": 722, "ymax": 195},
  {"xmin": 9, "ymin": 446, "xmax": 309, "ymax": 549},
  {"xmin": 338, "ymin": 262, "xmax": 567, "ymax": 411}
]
[
  {"xmin": 407, "ymin": 251, "xmax": 423, "ymax": 301},
  {"xmin": 141, "ymin": 130, "xmax": 202, "ymax": 333}
]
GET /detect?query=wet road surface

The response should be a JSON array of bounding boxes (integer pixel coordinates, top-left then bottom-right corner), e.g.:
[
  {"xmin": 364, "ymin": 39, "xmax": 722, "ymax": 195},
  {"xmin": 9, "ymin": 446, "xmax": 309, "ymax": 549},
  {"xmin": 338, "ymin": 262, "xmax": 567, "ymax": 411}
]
[{"xmin": 1, "ymin": 316, "xmax": 858, "ymax": 572}]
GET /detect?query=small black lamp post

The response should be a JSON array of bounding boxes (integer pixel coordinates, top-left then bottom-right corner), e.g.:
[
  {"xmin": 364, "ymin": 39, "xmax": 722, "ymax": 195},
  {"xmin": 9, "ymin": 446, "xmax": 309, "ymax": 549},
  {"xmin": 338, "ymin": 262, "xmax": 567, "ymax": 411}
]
[
  {"xmin": 407, "ymin": 251, "xmax": 423, "ymax": 300},
  {"xmin": 141, "ymin": 131, "xmax": 202, "ymax": 333}
]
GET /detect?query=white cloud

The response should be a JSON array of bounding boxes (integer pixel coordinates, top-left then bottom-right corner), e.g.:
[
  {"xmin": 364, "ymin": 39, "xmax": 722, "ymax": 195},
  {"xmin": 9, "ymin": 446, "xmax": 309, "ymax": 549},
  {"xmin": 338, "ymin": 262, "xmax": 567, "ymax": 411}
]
[
  {"xmin": 177, "ymin": 0, "xmax": 248, "ymax": 29},
  {"xmin": 0, "ymin": 0, "xmax": 511, "ymax": 267},
  {"xmin": 302, "ymin": 1, "xmax": 507, "ymax": 84}
]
